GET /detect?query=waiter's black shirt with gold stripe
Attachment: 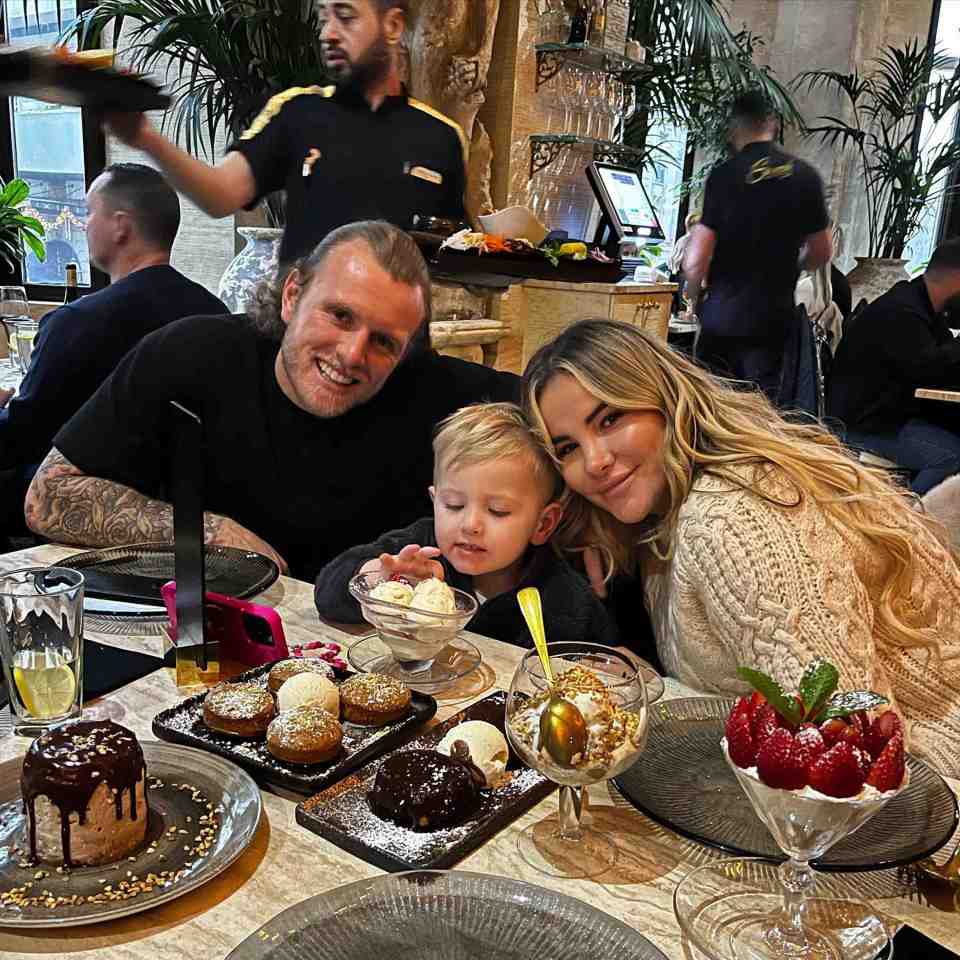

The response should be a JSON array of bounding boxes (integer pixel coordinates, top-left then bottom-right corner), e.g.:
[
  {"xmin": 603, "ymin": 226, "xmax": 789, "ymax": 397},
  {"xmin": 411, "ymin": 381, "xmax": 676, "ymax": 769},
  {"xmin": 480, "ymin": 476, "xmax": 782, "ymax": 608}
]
[{"xmin": 228, "ymin": 84, "xmax": 467, "ymax": 265}]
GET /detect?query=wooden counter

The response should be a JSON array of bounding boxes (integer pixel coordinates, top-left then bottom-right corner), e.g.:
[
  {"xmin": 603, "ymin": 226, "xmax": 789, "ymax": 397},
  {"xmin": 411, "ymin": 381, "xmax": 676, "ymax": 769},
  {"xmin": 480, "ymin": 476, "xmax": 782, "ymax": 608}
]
[
  {"xmin": 518, "ymin": 279, "xmax": 676, "ymax": 368},
  {"xmin": 0, "ymin": 544, "xmax": 957, "ymax": 959}
]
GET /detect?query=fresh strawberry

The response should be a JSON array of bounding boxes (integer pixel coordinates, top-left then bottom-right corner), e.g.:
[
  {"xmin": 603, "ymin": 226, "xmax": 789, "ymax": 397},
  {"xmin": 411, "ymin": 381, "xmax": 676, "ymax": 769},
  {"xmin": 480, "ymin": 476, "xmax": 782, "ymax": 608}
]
[
  {"xmin": 807, "ymin": 742, "xmax": 867, "ymax": 798},
  {"xmin": 853, "ymin": 746, "xmax": 872, "ymax": 778},
  {"xmin": 756, "ymin": 728, "xmax": 807, "ymax": 790},
  {"xmin": 853, "ymin": 710, "xmax": 870, "ymax": 732},
  {"xmin": 839, "ymin": 723, "xmax": 864, "ymax": 750},
  {"xmin": 752, "ymin": 703, "xmax": 784, "ymax": 746},
  {"xmin": 794, "ymin": 724, "xmax": 826, "ymax": 769},
  {"xmin": 729, "ymin": 696, "xmax": 753, "ymax": 725},
  {"xmin": 867, "ymin": 733, "xmax": 905, "ymax": 792},
  {"xmin": 726, "ymin": 709, "xmax": 758, "ymax": 768},
  {"xmin": 819, "ymin": 717, "xmax": 849, "ymax": 748},
  {"xmin": 749, "ymin": 691, "xmax": 767, "ymax": 716},
  {"xmin": 863, "ymin": 710, "xmax": 902, "ymax": 759}
]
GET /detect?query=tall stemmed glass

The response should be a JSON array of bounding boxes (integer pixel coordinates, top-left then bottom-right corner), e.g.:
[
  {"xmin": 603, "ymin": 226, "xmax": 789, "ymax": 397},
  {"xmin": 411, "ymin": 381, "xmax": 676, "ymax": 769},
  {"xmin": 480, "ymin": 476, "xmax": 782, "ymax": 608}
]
[
  {"xmin": 0, "ymin": 286, "xmax": 29, "ymax": 379},
  {"xmin": 505, "ymin": 642, "xmax": 648, "ymax": 878},
  {"xmin": 674, "ymin": 738, "xmax": 906, "ymax": 960},
  {"xmin": 583, "ymin": 68, "xmax": 605, "ymax": 140},
  {"xmin": 621, "ymin": 82, "xmax": 637, "ymax": 143},
  {"xmin": 608, "ymin": 77, "xmax": 626, "ymax": 143}
]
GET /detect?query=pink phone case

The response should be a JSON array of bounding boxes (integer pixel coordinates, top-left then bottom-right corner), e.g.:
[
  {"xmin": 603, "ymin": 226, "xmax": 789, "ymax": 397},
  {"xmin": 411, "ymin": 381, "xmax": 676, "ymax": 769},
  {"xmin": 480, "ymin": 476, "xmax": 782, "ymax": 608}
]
[{"xmin": 161, "ymin": 581, "xmax": 289, "ymax": 666}]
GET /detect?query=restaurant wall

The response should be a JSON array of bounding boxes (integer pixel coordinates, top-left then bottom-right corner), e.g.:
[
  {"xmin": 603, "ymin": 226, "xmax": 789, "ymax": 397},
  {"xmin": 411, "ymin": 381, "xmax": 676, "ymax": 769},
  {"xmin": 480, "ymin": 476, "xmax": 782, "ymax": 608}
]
[{"xmin": 725, "ymin": 0, "xmax": 936, "ymax": 269}]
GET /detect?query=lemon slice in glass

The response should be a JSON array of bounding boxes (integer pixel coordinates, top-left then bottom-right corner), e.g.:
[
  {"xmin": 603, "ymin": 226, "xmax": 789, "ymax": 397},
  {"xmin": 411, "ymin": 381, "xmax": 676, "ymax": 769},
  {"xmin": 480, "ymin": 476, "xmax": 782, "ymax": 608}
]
[{"xmin": 14, "ymin": 656, "xmax": 77, "ymax": 719}]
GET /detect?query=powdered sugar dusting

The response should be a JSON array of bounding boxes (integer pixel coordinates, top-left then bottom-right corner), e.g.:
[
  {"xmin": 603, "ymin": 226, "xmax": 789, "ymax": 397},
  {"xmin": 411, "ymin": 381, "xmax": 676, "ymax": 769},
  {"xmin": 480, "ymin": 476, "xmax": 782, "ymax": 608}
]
[
  {"xmin": 299, "ymin": 692, "xmax": 555, "ymax": 869},
  {"xmin": 153, "ymin": 664, "xmax": 433, "ymax": 792}
]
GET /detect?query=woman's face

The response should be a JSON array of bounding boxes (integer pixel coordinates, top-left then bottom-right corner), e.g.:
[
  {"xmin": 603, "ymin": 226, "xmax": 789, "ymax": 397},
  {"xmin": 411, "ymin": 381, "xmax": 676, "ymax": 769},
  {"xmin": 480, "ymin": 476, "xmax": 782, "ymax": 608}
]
[{"xmin": 538, "ymin": 373, "xmax": 670, "ymax": 525}]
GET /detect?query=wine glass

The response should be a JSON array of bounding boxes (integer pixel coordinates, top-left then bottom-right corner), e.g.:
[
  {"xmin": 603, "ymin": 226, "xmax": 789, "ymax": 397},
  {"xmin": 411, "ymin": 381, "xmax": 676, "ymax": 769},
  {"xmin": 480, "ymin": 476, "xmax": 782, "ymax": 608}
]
[
  {"xmin": 674, "ymin": 738, "xmax": 907, "ymax": 960},
  {"xmin": 583, "ymin": 69, "xmax": 605, "ymax": 139},
  {"xmin": 608, "ymin": 77, "xmax": 626, "ymax": 143},
  {"xmin": 505, "ymin": 642, "xmax": 648, "ymax": 878},
  {"xmin": 0, "ymin": 286, "xmax": 29, "ymax": 374}
]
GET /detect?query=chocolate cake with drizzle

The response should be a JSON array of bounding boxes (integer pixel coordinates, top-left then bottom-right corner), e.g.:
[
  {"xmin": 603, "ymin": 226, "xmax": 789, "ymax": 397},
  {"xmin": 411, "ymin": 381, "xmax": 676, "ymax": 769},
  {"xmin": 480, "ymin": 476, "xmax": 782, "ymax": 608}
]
[{"xmin": 20, "ymin": 720, "xmax": 148, "ymax": 867}]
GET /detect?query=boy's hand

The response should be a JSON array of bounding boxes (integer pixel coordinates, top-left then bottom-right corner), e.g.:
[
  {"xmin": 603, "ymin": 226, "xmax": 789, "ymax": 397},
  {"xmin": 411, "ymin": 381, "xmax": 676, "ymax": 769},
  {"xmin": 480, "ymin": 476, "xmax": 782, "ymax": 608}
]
[{"xmin": 364, "ymin": 545, "xmax": 445, "ymax": 582}]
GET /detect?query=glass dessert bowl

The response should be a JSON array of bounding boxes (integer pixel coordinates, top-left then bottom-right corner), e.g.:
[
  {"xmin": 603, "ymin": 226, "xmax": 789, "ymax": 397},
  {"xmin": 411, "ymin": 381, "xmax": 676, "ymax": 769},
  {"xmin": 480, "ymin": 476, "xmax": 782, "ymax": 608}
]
[
  {"xmin": 675, "ymin": 659, "xmax": 908, "ymax": 960},
  {"xmin": 348, "ymin": 572, "xmax": 478, "ymax": 675},
  {"xmin": 505, "ymin": 642, "xmax": 648, "ymax": 879}
]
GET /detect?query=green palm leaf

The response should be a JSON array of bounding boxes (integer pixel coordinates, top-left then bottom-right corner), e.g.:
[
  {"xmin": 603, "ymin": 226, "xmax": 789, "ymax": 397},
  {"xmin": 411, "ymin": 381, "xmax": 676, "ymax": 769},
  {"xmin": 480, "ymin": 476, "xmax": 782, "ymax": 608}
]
[{"xmin": 795, "ymin": 38, "xmax": 960, "ymax": 257}]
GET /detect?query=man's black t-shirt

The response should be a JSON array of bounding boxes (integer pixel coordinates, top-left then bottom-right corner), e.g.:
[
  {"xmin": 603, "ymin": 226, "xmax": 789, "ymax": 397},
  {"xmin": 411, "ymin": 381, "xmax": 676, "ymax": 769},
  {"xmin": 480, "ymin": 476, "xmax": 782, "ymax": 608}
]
[
  {"xmin": 53, "ymin": 315, "xmax": 518, "ymax": 581},
  {"xmin": 828, "ymin": 277, "xmax": 960, "ymax": 433},
  {"xmin": 700, "ymin": 141, "xmax": 829, "ymax": 334},
  {"xmin": 228, "ymin": 85, "xmax": 468, "ymax": 265},
  {"xmin": 0, "ymin": 265, "xmax": 227, "ymax": 469}
]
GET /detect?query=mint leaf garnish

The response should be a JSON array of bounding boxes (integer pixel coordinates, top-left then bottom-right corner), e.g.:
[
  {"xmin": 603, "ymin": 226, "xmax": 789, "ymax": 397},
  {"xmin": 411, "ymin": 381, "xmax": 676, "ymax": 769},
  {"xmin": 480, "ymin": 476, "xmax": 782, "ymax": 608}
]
[
  {"xmin": 821, "ymin": 690, "xmax": 889, "ymax": 719},
  {"xmin": 736, "ymin": 666, "xmax": 802, "ymax": 727},
  {"xmin": 799, "ymin": 659, "xmax": 839, "ymax": 722}
]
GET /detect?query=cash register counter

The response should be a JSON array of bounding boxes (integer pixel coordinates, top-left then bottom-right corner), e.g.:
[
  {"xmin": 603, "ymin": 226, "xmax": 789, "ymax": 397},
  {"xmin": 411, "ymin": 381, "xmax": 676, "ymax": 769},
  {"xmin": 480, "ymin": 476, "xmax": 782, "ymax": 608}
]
[
  {"xmin": 513, "ymin": 278, "xmax": 676, "ymax": 368},
  {"xmin": 429, "ymin": 269, "xmax": 676, "ymax": 373}
]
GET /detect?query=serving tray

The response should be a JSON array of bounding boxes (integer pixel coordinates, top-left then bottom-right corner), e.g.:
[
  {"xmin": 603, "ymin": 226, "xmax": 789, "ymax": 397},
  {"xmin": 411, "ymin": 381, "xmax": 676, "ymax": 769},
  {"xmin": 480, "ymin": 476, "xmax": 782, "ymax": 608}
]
[
  {"xmin": 152, "ymin": 662, "xmax": 436, "ymax": 795},
  {"xmin": 0, "ymin": 49, "xmax": 170, "ymax": 111},
  {"xmin": 296, "ymin": 691, "xmax": 556, "ymax": 872}
]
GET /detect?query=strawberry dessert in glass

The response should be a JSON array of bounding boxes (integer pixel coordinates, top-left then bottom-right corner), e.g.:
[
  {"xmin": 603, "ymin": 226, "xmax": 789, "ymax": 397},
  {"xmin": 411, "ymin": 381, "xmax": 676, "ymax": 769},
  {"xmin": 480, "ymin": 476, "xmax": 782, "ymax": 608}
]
[{"xmin": 676, "ymin": 658, "xmax": 906, "ymax": 960}]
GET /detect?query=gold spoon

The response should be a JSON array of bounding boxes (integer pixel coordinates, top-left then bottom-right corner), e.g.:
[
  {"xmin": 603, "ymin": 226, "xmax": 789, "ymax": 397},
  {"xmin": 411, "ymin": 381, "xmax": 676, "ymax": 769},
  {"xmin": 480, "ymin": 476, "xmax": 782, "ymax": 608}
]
[
  {"xmin": 517, "ymin": 587, "xmax": 587, "ymax": 768},
  {"xmin": 914, "ymin": 836, "xmax": 960, "ymax": 886}
]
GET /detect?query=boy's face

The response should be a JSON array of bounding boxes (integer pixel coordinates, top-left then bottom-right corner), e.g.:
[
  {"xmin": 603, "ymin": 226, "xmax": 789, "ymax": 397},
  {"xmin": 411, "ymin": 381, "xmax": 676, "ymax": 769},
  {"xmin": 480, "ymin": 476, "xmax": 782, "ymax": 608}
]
[{"xmin": 431, "ymin": 457, "xmax": 561, "ymax": 580}]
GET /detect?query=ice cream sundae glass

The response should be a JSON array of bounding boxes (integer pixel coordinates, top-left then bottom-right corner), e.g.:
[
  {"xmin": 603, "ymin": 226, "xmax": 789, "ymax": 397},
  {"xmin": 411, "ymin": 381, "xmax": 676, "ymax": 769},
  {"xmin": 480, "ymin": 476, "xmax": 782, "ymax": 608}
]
[
  {"xmin": 348, "ymin": 572, "xmax": 478, "ymax": 681},
  {"xmin": 675, "ymin": 658, "xmax": 907, "ymax": 960},
  {"xmin": 505, "ymin": 642, "xmax": 648, "ymax": 878}
]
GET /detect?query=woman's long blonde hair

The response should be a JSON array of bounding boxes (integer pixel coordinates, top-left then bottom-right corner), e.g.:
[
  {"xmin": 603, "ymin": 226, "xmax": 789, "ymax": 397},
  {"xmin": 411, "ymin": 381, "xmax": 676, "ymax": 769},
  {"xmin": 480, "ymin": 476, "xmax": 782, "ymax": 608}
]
[{"xmin": 523, "ymin": 319, "xmax": 954, "ymax": 656}]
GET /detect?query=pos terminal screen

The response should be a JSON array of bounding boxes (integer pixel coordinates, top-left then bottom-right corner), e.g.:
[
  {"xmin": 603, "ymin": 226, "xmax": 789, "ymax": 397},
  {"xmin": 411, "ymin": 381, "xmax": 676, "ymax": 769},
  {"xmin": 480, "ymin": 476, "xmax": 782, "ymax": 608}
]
[{"xmin": 589, "ymin": 162, "xmax": 664, "ymax": 239}]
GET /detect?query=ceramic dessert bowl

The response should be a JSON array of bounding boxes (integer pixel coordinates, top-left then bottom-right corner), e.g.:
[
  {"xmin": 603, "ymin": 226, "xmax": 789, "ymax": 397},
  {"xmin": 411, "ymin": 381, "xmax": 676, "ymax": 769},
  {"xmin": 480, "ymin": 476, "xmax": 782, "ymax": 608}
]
[{"xmin": 348, "ymin": 572, "xmax": 477, "ymax": 669}]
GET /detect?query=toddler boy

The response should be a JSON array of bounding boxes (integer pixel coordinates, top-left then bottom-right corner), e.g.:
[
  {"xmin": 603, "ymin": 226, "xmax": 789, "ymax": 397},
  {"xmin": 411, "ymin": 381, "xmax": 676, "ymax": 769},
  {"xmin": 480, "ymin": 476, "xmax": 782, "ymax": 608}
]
[{"xmin": 314, "ymin": 402, "xmax": 619, "ymax": 647}]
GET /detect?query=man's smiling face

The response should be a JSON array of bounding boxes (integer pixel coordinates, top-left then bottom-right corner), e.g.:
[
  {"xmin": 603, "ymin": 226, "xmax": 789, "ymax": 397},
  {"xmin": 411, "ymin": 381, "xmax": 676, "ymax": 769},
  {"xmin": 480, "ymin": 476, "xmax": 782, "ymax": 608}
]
[{"xmin": 276, "ymin": 239, "xmax": 425, "ymax": 418}]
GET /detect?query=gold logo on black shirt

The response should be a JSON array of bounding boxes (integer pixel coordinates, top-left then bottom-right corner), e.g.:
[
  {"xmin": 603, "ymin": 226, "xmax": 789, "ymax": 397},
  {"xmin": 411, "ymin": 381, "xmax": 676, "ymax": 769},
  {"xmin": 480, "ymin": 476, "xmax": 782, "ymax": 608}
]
[{"xmin": 746, "ymin": 157, "xmax": 794, "ymax": 184}]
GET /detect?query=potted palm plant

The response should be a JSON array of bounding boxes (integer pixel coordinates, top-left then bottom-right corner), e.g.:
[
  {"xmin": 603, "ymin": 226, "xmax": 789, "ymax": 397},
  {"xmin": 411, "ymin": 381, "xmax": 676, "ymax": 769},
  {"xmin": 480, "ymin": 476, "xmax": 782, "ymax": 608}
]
[
  {"xmin": 0, "ymin": 177, "xmax": 46, "ymax": 277},
  {"xmin": 794, "ymin": 39, "xmax": 960, "ymax": 303}
]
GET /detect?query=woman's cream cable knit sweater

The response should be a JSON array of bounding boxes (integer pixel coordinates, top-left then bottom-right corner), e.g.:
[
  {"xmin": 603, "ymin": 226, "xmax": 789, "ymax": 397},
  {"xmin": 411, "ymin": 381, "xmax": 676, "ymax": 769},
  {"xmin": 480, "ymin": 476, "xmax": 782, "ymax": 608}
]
[{"xmin": 642, "ymin": 466, "xmax": 960, "ymax": 778}]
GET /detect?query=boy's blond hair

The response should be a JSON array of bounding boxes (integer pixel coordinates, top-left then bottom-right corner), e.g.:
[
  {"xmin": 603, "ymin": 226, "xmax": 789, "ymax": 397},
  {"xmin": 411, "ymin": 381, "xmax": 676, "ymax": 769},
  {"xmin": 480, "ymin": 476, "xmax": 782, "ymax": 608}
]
[{"xmin": 433, "ymin": 402, "xmax": 562, "ymax": 502}]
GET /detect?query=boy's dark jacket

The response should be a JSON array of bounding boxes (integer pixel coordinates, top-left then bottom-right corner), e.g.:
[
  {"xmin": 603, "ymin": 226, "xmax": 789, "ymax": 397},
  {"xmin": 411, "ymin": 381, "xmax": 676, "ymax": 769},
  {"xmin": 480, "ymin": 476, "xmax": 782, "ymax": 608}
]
[{"xmin": 314, "ymin": 517, "xmax": 621, "ymax": 648}]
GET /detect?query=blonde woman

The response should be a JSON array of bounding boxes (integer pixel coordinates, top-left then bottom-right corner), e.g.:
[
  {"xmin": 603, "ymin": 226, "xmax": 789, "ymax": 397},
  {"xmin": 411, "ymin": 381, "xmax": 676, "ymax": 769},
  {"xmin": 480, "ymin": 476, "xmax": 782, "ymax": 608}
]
[{"xmin": 523, "ymin": 319, "xmax": 960, "ymax": 777}]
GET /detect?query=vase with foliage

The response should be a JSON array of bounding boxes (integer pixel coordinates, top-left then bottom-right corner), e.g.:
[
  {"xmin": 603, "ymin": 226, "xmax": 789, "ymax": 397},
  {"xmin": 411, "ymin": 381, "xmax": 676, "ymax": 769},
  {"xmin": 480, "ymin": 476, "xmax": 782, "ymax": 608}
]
[
  {"xmin": 0, "ymin": 177, "xmax": 46, "ymax": 277},
  {"xmin": 794, "ymin": 39, "xmax": 960, "ymax": 299}
]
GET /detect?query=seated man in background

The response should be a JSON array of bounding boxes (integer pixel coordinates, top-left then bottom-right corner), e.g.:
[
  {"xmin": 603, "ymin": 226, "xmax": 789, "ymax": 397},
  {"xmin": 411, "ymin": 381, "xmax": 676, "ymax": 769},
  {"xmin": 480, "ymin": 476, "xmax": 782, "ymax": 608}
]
[
  {"xmin": 828, "ymin": 238, "xmax": 960, "ymax": 494},
  {"xmin": 25, "ymin": 220, "xmax": 517, "ymax": 581},
  {"xmin": 0, "ymin": 163, "xmax": 228, "ymax": 540}
]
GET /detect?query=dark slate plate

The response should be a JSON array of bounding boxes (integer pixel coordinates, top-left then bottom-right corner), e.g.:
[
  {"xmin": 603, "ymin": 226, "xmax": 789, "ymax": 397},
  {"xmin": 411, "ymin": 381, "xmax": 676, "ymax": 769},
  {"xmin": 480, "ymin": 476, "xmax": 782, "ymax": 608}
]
[
  {"xmin": 296, "ymin": 691, "xmax": 556, "ymax": 872},
  {"xmin": 152, "ymin": 663, "xmax": 436, "ymax": 795}
]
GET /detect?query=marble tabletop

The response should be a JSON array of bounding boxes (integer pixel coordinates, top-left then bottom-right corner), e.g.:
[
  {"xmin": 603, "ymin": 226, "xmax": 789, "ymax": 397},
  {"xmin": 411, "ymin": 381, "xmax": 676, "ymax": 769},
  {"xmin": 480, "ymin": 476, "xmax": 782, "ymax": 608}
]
[{"xmin": 0, "ymin": 543, "xmax": 957, "ymax": 960}]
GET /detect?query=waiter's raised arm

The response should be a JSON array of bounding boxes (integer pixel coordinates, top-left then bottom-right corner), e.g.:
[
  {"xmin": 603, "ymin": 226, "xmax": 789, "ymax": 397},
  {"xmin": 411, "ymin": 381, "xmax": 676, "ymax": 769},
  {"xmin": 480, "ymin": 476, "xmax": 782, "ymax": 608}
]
[{"xmin": 103, "ymin": 112, "xmax": 256, "ymax": 219}]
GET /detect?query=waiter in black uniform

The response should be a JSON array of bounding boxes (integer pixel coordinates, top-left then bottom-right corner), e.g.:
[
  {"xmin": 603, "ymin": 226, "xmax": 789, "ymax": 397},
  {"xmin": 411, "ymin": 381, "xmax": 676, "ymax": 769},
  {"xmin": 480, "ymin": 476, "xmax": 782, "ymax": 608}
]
[
  {"xmin": 683, "ymin": 91, "xmax": 833, "ymax": 402},
  {"xmin": 104, "ymin": 0, "xmax": 468, "ymax": 266}
]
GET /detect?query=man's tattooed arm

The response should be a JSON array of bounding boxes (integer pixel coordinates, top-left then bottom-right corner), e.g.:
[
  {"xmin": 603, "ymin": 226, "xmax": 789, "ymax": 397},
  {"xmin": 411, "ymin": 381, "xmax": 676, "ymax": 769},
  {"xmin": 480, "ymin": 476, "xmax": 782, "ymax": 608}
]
[{"xmin": 24, "ymin": 448, "xmax": 289, "ymax": 573}]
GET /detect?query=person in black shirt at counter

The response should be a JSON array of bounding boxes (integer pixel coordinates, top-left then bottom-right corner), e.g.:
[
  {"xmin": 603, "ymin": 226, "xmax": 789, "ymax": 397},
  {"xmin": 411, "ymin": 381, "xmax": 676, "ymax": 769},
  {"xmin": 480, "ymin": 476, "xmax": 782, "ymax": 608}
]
[
  {"xmin": 24, "ymin": 221, "xmax": 516, "ymax": 581},
  {"xmin": 683, "ymin": 91, "xmax": 833, "ymax": 402},
  {"xmin": 0, "ymin": 163, "xmax": 227, "ymax": 542},
  {"xmin": 103, "ymin": 0, "xmax": 467, "ymax": 267},
  {"xmin": 828, "ymin": 239, "xmax": 960, "ymax": 494}
]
